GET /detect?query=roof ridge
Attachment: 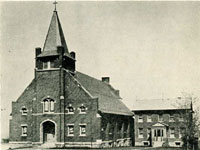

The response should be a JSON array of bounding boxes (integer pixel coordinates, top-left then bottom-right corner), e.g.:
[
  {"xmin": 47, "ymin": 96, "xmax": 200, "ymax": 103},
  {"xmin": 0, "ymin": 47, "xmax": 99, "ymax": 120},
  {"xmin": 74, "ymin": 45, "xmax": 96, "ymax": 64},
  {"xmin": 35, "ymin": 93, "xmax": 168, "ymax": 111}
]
[
  {"xmin": 76, "ymin": 71, "xmax": 120, "ymax": 98},
  {"xmin": 15, "ymin": 79, "xmax": 35, "ymax": 102},
  {"xmin": 64, "ymin": 69, "xmax": 95, "ymax": 99}
]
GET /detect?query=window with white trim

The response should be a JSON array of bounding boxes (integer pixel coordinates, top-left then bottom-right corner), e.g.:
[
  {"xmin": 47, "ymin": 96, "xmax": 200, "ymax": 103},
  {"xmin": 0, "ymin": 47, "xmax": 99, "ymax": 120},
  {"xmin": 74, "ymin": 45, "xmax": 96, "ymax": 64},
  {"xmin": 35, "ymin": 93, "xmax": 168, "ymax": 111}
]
[
  {"xmin": 158, "ymin": 114, "xmax": 163, "ymax": 122},
  {"xmin": 138, "ymin": 115, "xmax": 143, "ymax": 122},
  {"xmin": 179, "ymin": 114, "xmax": 184, "ymax": 122},
  {"xmin": 67, "ymin": 124, "xmax": 74, "ymax": 136},
  {"xmin": 169, "ymin": 114, "xmax": 175, "ymax": 122},
  {"xmin": 79, "ymin": 124, "xmax": 86, "ymax": 136},
  {"xmin": 43, "ymin": 61, "xmax": 49, "ymax": 69},
  {"xmin": 21, "ymin": 106, "xmax": 28, "ymax": 115},
  {"xmin": 179, "ymin": 127, "xmax": 185, "ymax": 138},
  {"xmin": 66, "ymin": 104, "xmax": 75, "ymax": 114},
  {"xmin": 138, "ymin": 128, "xmax": 143, "ymax": 138},
  {"xmin": 50, "ymin": 99, "xmax": 54, "ymax": 111},
  {"xmin": 147, "ymin": 115, "xmax": 152, "ymax": 122},
  {"xmin": 79, "ymin": 104, "xmax": 87, "ymax": 114},
  {"xmin": 43, "ymin": 98, "xmax": 55, "ymax": 112},
  {"xmin": 21, "ymin": 125, "xmax": 27, "ymax": 136},
  {"xmin": 170, "ymin": 127, "xmax": 175, "ymax": 138}
]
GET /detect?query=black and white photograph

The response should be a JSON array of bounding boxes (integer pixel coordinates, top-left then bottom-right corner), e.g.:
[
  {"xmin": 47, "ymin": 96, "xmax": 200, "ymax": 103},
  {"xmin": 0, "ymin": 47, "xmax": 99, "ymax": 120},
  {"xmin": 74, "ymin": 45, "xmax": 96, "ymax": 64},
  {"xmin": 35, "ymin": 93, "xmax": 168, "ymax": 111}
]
[{"xmin": 1, "ymin": 1, "xmax": 200, "ymax": 150}]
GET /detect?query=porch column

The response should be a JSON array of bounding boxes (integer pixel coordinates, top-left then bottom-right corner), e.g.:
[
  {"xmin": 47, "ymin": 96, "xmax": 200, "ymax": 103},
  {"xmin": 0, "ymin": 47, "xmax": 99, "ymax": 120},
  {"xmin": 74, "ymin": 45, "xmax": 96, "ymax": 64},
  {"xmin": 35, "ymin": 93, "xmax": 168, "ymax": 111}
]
[
  {"xmin": 105, "ymin": 122, "xmax": 110, "ymax": 141},
  {"xmin": 126, "ymin": 122, "xmax": 130, "ymax": 138},
  {"xmin": 113, "ymin": 122, "xmax": 118, "ymax": 140},
  {"xmin": 120, "ymin": 123, "xmax": 124, "ymax": 139}
]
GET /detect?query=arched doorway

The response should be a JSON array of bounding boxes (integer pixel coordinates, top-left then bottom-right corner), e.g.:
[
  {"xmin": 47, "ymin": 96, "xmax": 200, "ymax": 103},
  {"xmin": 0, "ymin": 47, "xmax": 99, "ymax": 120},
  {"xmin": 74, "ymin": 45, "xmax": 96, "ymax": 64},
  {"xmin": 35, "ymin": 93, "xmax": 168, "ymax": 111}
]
[{"xmin": 42, "ymin": 121, "xmax": 56, "ymax": 143}]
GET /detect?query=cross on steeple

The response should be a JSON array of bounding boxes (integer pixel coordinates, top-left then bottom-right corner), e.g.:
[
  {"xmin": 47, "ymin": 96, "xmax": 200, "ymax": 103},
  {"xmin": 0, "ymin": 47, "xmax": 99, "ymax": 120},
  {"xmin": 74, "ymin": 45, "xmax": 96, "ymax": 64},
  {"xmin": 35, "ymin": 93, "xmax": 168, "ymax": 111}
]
[{"xmin": 53, "ymin": 1, "xmax": 58, "ymax": 11}]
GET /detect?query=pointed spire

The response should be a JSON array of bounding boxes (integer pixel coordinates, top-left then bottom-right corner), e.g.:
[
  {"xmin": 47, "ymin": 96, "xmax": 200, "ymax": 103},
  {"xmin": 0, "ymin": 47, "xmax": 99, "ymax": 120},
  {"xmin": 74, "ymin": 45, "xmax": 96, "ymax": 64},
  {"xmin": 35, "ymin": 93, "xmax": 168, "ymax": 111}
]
[{"xmin": 43, "ymin": 10, "xmax": 69, "ymax": 53}]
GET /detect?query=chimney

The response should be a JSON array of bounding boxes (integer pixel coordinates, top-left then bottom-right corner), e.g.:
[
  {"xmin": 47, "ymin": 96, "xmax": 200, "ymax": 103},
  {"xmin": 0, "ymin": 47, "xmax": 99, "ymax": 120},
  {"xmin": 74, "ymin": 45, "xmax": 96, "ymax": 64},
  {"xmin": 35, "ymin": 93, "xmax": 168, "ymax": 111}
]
[
  {"xmin": 102, "ymin": 77, "xmax": 110, "ymax": 83},
  {"xmin": 115, "ymin": 90, "xmax": 120, "ymax": 97},
  {"xmin": 70, "ymin": 51, "xmax": 76, "ymax": 59},
  {"xmin": 35, "ymin": 47, "xmax": 41, "ymax": 57}
]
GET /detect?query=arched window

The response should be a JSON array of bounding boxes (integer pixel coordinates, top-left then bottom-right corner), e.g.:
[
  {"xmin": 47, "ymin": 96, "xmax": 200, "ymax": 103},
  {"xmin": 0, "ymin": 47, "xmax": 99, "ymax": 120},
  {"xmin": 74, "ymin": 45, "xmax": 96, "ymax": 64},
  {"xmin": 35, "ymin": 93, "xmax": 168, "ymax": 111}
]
[
  {"xmin": 43, "ymin": 98, "xmax": 55, "ymax": 112},
  {"xmin": 50, "ymin": 99, "xmax": 54, "ymax": 112},
  {"xmin": 21, "ymin": 106, "xmax": 28, "ymax": 115},
  {"xmin": 66, "ymin": 104, "xmax": 75, "ymax": 114},
  {"xmin": 44, "ymin": 99, "xmax": 49, "ymax": 112},
  {"xmin": 79, "ymin": 104, "xmax": 87, "ymax": 114}
]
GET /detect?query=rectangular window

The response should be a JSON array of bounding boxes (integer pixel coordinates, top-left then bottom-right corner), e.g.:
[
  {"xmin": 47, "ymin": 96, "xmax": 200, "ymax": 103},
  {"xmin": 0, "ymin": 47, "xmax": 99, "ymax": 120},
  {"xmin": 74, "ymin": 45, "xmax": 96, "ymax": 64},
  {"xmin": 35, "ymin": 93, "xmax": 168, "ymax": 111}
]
[
  {"xmin": 170, "ymin": 127, "xmax": 175, "ymax": 138},
  {"xmin": 138, "ymin": 115, "xmax": 143, "ymax": 122},
  {"xmin": 138, "ymin": 128, "xmax": 143, "ymax": 138},
  {"xmin": 147, "ymin": 115, "xmax": 152, "ymax": 122},
  {"xmin": 67, "ymin": 125, "xmax": 74, "ymax": 136},
  {"xmin": 180, "ymin": 127, "xmax": 185, "ymax": 138},
  {"xmin": 158, "ymin": 114, "xmax": 163, "ymax": 122},
  {"xmin": 50, "ymin": 60, "xmax": 54, "ymax": 68},
  {"xmin": 21, "ymin": 125, "xmax": 27, "ymax": 136},
  {"xmin": 43, "ymin": 62, "xmax": 48, "ymax": 69},
  {"xmin": 179, "ymin": 114, "xmax": 184, "ymax": 122},
  {"xmin": 43, "ymin": 61, "xmax": 51, "ymax": 69},
  {"xmin": 169, "ymin": 114, "xmax": 175, "ymax": 122},
  {"xmin": 79, "ymin": 124, "xmax": 86, "ymax": 136}
]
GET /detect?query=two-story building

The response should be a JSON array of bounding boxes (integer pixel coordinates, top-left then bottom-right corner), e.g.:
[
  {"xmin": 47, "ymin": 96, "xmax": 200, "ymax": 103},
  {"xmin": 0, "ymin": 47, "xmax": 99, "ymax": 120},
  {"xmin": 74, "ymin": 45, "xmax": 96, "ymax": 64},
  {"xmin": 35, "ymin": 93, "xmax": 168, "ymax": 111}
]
[{"xmin": 132, "ymin": 98, "xmax": 192, "ymax": 147}]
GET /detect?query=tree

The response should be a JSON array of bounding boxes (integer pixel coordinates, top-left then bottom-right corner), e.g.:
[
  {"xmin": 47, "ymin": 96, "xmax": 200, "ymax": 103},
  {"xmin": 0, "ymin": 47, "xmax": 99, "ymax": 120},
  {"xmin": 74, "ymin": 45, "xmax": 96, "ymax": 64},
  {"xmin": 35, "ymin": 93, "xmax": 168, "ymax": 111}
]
[{"xmin": 177, "ymin": 94, "xmax": 200, "ymax": 150}]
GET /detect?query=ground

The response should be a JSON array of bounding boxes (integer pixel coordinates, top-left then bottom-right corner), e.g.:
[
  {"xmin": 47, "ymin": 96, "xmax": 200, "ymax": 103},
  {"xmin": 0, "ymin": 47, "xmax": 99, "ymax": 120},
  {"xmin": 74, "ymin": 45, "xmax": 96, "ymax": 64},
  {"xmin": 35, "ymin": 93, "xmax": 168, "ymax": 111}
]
[{"xmin": 1, "ymin": 143, "xmax": 183, "ymax": 150}]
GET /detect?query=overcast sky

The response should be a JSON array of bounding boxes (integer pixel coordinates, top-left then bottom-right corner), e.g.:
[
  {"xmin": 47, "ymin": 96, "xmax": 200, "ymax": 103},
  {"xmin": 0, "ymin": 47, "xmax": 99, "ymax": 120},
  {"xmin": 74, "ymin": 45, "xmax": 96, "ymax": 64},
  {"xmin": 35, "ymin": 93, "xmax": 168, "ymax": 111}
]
[{"xmin": 1, "ymin": 1, "xmax": 200, "ymax": 138}]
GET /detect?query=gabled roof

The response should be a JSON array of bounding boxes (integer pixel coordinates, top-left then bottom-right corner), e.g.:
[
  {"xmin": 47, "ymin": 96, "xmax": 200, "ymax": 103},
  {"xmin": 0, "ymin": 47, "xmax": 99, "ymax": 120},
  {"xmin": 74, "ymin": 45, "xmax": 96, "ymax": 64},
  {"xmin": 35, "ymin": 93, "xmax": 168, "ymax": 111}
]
[
  {"xmin": 41, "ymin": 10, "xmax": 69, "ymax": 55},
  {"xmin": 132, "ymin": 98, "xmax": 191, "ymax": 111},
  {"xmin": 74, "ymin": 71, "xmax": 133, "ymax": 116},
  {"xmin": 152, "ymin": 122, "xmax": 168, "ymax": 127}
]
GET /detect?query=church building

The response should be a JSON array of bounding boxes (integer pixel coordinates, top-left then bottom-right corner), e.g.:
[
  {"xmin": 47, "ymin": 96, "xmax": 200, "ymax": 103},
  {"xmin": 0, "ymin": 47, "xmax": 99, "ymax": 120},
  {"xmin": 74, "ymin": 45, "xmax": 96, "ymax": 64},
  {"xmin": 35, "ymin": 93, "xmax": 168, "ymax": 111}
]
[{"xmin": 9, "ymin": 8, "xmax": 134, "ymax": 148}]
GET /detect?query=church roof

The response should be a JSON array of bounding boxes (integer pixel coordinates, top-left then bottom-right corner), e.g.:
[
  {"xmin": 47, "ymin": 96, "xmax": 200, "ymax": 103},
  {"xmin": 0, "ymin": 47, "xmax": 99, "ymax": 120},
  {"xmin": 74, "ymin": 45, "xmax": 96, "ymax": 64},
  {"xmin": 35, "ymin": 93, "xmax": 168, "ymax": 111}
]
[
  {"xmin": 75, "ymin": 71, "xmax": 133, "ymax": 116},
  {"xmin": 40, "ymin": 10, "xmax": 69, "ymax": 56}
]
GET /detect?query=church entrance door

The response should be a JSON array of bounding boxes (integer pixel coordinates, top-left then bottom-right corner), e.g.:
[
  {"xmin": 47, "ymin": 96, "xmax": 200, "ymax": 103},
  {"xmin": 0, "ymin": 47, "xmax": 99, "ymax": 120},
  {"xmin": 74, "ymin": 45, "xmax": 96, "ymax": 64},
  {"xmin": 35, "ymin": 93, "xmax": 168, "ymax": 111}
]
[{"xmin": 42, "ymin": 121, "xmax": 56, "ymax": 143}]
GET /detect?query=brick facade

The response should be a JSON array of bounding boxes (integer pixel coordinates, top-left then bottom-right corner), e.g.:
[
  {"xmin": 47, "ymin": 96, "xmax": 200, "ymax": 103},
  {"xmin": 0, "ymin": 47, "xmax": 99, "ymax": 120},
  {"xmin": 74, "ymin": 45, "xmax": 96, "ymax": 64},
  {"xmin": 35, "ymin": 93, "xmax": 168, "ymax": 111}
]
[
  {"xmin": 133, "ymin": 109, "xmax": 190, "ymax": 147},
  {"xmin": 9, "ymin": 9, "xmax": 133, "ymax": 148}
]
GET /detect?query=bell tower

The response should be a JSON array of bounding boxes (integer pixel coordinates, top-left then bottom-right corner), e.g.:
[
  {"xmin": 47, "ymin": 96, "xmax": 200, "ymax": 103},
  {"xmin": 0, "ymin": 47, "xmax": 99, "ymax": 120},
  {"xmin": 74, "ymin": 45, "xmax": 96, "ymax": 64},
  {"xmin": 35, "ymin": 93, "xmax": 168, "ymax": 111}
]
[{"xmin": 35, "ymin": 9, "xmax": 76, "ymax": 73}]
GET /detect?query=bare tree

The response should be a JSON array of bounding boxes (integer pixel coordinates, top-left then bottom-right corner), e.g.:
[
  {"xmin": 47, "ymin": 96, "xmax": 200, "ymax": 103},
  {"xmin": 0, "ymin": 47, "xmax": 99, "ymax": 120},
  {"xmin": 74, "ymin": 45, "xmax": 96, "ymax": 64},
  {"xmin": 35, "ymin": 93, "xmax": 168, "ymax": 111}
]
[{"xmin": 177, "ymin": 93, "xmax": 200, "ymax": 150}]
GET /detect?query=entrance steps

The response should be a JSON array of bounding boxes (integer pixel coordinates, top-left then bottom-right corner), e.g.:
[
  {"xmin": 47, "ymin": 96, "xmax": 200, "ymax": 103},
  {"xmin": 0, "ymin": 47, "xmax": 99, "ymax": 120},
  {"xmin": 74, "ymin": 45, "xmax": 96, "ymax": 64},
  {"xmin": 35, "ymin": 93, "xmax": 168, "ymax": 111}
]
[
  {"xmin": 153, "ymin": 141, "xmax": 163, "ymax": 147},
  {"xmin": 37, "ymin": 142, "xmax": 56, "ymax": 149}
]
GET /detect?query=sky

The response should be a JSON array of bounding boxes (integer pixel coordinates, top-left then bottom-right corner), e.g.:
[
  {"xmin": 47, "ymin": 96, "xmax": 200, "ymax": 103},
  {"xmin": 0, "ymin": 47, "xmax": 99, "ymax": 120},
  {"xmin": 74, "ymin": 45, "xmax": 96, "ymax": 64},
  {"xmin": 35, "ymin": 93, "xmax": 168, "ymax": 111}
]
[{"xmin": 1, "ymin": 1, "xmax": 200, "ymax": 139}]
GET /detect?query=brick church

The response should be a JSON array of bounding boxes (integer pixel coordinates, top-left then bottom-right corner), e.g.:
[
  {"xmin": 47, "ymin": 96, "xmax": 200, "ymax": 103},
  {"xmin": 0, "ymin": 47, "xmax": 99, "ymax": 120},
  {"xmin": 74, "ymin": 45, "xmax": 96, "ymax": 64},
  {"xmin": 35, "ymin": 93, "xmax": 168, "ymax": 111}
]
[{"xmin": 9, "ymin": 8, "xmax": 134, "ymax": 148}]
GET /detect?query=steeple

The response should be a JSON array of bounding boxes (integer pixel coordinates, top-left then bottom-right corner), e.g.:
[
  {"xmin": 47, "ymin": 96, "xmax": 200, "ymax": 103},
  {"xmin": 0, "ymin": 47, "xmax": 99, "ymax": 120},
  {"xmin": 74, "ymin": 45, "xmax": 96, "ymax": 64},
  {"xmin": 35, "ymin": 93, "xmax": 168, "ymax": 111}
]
[
  {"xmin": 35, "ymin": 7, "xmax": 76, "ymax": 73},
  {"xmin": 43, "ymin": 10, "xmax": 69, "ymax": 53}
]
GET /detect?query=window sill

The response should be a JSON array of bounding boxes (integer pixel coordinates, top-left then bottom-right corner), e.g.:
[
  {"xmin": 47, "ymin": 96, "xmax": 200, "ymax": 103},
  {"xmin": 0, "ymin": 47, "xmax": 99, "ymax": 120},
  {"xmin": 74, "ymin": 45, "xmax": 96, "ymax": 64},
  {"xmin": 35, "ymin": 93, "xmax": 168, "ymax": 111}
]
[
  {"xmin": 21, "ymin": 134, "xmax": 27, "ymax": 137},
  {"xmin": 79, "ymin": 112, "xmax": 86, "ymax": 114},
  {"xmin": 21, "ymin": 114, "xmax": 27, "ymax": 116},
  {"xmin": 66, "ymin": 112, "xmax": 74, "ymax": 115},
  {"xmin": 67, "ymin": 135, "xmax": 74, "ymax": 137},
  {"xmin": 43, "ymin": 112, "xmax": 54, "ymax": 114}
]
